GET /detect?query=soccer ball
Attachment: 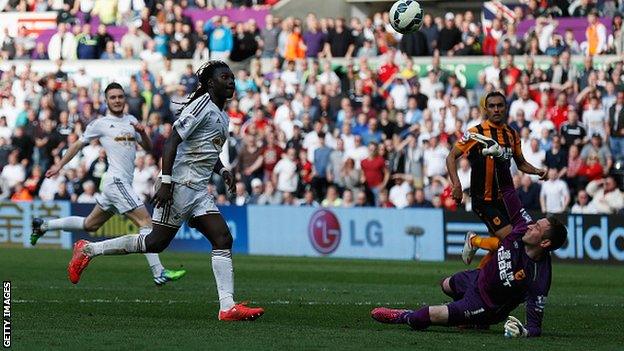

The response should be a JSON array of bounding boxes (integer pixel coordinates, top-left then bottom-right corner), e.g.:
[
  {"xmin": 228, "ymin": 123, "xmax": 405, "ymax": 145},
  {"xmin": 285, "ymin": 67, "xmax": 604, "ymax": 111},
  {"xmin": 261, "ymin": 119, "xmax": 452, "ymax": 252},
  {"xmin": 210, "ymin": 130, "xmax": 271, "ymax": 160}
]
[{"xmin": 389, "ymin": 0, "xmax": 424, "ymax": 34}]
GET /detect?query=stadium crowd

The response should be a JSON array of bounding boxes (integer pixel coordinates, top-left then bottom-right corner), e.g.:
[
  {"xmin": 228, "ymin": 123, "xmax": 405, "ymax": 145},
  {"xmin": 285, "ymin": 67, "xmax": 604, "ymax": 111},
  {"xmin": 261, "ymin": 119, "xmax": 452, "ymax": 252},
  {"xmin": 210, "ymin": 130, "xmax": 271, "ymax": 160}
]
[
  {"xmin": 1, "ymin": 0, "xmax": 624, "ymax": 60},
  {"xmin": 0, "ymin": 1, "xmax": 623, "ymax": 215}
]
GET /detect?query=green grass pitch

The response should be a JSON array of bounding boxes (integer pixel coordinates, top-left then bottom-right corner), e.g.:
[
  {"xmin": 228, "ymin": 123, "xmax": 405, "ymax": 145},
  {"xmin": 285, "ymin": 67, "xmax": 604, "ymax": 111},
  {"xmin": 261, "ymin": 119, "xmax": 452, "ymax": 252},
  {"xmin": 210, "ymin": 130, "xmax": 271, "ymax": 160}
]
[{"xmin": 3, "ymin": 248, "xmax": 622, "ymax": 350}]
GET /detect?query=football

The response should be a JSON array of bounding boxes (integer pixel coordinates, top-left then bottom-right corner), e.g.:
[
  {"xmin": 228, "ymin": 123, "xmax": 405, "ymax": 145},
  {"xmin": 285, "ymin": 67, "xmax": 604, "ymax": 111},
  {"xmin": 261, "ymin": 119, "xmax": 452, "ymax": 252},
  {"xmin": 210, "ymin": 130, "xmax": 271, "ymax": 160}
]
[{"xmin": 389, "ymin": 0, "xmax": 424, "ymax": 34}]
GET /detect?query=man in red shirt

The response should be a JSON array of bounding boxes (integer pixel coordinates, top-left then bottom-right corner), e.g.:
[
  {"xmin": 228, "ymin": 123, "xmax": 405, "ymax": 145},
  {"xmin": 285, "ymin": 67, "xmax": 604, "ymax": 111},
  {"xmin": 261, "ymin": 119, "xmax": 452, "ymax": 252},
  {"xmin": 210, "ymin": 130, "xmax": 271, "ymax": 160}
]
[
  {"xmin": 260, "ymin": 131, "xmax": 283, "ymax": 181},
  {"xmin": 361, "ymin": 141, "xmax": 389, "ymax": 205},
  {"xmin": 377, "ymin": 50, "xmax": 399, "ymax": 85},
  {"xmin": 500, "ymin": 54, "xmax": 521, "ymax": 96},
  {"xmin": 546, "ymin": 92, "xmax": 570, "ymax": 130}
]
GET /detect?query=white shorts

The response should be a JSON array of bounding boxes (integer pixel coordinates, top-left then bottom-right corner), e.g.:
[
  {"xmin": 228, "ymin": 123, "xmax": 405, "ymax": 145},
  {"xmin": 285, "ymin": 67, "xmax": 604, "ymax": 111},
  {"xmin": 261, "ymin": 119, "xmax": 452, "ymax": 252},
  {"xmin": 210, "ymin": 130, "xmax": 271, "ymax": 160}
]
[
  {"xmin": 152, "ymin": 183, "xmax": 219, "ymax": 229},
  {"xmin": 96, "ymin": 177, "xmax": 144, "ymax": 215}
]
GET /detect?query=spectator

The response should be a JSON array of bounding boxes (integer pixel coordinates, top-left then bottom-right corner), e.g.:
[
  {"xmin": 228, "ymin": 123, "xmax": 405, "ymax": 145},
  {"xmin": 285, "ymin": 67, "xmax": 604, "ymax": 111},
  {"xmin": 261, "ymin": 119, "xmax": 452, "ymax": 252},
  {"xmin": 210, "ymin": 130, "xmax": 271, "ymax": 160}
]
[
  {"xmin": 231, "ymin": 22, "xmax": 259, "ymax": 62},
  {"xmin": 76, "ymin": 180, "xmax": 97, "ymax": 203},
  {"xmin": 324, "ymin": 17, "xmax": 355, "ymax": 58},
  {"xmin": 545, "ymin": 135, "xmax": 568, "ymax": 177},
  {"xmin": 299, "ymin": 188, "xmax": 320, "ymax": 207},
  {"xmin": 582, "ymin": 96, "xmax": 607, "ymax": 139},
  {"xmin": 388, "ymin": 175, "xmax": 412, "ymax": 209},
  {"xmin": 608, "ymin": 90, "xmax": 624, "ymax": 158},
  {"xmin": 423, "ymin": 136, "xmax": 449, "ymax": 179},
  {"xmin": 1, "ymin": 151, "xmax": 25, "ymax": 189},
  {"xmin": 11, "ymin": 183, "xmax": 32, "ymax": 202},
  {"xmin": 312, "ymin": 132, "xmax": 332, "ymax": 199},
  {"xmin": 524, "ymin": 138, "xmax": 546, "ymax": 180},
  {"xmin": 341, "ymin": 189, "xmax": 355, "ymax": 208},
  {"xmin": 377, "ymin": 188, "xmax": 394, "ymax": 208},
  {"xmin": 53, "ymin": 182, "xmax": 72, "ymax": 201},
  {"xmin": 510, "ymin": 108, "xmax": 530, "ymax": 133},
  {"xmin": 410, "ymin": 188, "xmax": 433, "ymax": 208},
  {"xmin": 47, "ymin": 23, "xmax": 77, "ymax": 60},
  {"xmin": 257, "ymin": 180, "xmax": 282, "ymax": 205},
  {"xmin": 273, "ymin": 147, "xmax": 299, "ymax": 195},
  {"xmin": 260, "ymin": 14, "xmax": 280, "ymax": 58},
  {"xmin": 540, "ymin": 168, "xmax": 570, "ymax": 214},
  {"xmin": 584, "ymin": 9, "xmax": 607, "ymax": 56},
  {"xmin": 247, "ymin": 178, "xmax": 263, "ymax": 205},
  {"xmin": 321, "ymin": 185, "xmax": 342, "ymax": 207},
  {"xmin": 420, "ymin": 14, "xmax": 439, "ymax": 55},
  {"xmin": 121, "ymin": 25, "xmax": 149, "ymax": 59},
  {"xmin": 570, "ymin": 190, "xmax": 598, "ymax": 214},
  {"xmin": 400, "ymin": 27, "xmax": 428, "ymax": 56},
  {"xmin": 282, "ymin": 23, "xmax": 305, "ymax": 61},
  {"xmin": 234, "ymin": 181, "xmax": 250, "ymax": 206},
  {"xmin": 581, "ymin": 134, "xmax": 612, "ymax": 174},
  {"xmin": 518, "ymin": 174, "xmax": 542, "ymax": 211},
  {"xmin": 360, "ymin": 142, "xmax": 388, "ymax": 203},
  {"xmin": 560, "ymin": 110, "xmax": 587, "ymax": 149},
  {"xmin": 509, "ymin": 86, "xmax": 539, "ymax": 121},
  {"xmin": 437, "ymin": 12, "xmax": 462, "ymax": 55},
  {"xmin": 586, "ymin": 176, "xmax": 624, "ymax": 213},
  {"xmin": 100, "ymin": 41, "xmax": 121, "ymax": 59},
  {"xmin": 209, "ymin": 17, "xmax": 234, "ymax": 60},
  {"xmin": 547, "ymin": 92, "xmax": 570, "ymax": 130},
  {"xmin": 75, "ymin": 24, "xmax": 98, "ymax": 59},
  {"xmin": 578, "ymin": 153, "xmax": 605, "ymax": 183}
]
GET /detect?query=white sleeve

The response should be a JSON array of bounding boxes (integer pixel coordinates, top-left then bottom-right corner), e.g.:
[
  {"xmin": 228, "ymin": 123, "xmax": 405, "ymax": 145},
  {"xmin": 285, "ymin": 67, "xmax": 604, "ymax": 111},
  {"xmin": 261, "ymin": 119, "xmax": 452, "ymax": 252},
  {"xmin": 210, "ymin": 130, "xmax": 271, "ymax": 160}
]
[
  {"xmin": 80, "ymin": 120, "xmax": 101, "ymax": 143},
  {"xmin": 129, "ymin": 116, "xmax": 142, "ymax": 143},
  {"xmin": 173, "ymin": 111, "xmax": 207, "ymax": 141}
]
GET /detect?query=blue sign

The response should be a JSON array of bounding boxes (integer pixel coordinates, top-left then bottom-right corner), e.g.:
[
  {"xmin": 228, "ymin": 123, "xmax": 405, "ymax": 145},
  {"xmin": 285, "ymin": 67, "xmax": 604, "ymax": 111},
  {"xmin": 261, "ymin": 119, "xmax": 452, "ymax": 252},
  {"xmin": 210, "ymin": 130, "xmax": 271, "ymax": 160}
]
[
  {"xmin": 247, "ymin": 205, "xmax": 445, "ymax": 261},
  {"xmin": 168, "ymin": 206, "xmax": 248, "ymax": 254}
]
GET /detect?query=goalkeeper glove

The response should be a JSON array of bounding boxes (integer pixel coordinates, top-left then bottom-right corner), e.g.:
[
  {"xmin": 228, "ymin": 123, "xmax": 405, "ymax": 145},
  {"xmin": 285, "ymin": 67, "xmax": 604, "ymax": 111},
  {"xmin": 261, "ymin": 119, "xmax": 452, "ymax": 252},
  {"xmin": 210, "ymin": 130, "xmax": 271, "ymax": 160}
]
[
  {"xmin": 469, "ymin": 133, "xmax": 508, "ymax": 159},
  {"xmin": 504, "ymin": 316, "xmax": 528, "ymax": 338}
]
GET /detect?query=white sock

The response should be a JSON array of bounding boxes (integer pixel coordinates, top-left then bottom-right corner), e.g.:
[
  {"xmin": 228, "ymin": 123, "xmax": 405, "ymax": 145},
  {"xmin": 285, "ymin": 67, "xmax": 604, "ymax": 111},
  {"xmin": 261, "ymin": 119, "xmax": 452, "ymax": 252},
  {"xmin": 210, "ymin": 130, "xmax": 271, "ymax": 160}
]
[
  {"xmin": 84, "ymin": 234, "xmax": 146, "ymax": 257},
  {"xmin": 212, "ymin": 250, "xmax": 235, "ymax": 311},
  {"xmin": 140, "ymin": 227, "xmax": 165, "ymax": 277},
  {"xmin": 45, "ymin": 217, "xmax": 85, "ymax": 232}
]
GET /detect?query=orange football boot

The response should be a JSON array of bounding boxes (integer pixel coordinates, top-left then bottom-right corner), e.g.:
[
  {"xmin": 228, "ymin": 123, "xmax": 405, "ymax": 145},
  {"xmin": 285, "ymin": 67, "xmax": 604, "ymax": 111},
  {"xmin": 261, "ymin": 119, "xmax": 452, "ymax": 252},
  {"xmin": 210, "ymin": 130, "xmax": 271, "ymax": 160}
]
[
  {"xmin": 218, "ymin": 303, "xmax": 265, "ymax": 321},
  {"xmin": 68, "ymin": 240, "xmax": 92, "ymax": 284}
]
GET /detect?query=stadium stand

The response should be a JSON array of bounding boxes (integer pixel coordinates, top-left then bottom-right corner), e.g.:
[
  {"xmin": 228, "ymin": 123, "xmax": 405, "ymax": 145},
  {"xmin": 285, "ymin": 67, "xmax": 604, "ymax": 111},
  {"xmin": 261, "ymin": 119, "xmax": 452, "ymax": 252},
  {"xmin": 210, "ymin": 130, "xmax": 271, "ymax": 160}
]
[{"xmin": 0, "ymin": 0, "xmax": 622, "ymax": 215}]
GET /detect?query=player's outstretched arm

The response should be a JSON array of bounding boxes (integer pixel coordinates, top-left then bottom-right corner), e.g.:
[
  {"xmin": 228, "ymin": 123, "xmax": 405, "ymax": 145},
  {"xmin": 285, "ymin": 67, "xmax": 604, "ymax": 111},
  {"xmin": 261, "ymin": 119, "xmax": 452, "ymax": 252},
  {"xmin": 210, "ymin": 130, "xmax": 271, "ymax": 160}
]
[
  {"xmin": 446, "ymin": 146, "xmax": 464, "ymax": 204},
  {"xmin": 133, "ymin": 122, "xmax": 152, "ymax": 152},
  {"xmin": 514, "ymin": 152, "xmax": 547, "ymax": 180},
  {"xmin": 45, "ymin": 140, "xmax": 84, "ymax": 178}
]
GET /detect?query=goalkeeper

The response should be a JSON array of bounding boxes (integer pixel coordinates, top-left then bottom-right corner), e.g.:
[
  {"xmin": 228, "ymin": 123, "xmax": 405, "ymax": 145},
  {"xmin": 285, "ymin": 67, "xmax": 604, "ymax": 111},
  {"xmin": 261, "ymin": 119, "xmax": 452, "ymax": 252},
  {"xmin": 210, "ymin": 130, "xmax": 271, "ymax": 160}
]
[
  {"xmin": 445, "ymin": 91, "xmax": 546, "ymax": 267},
  {"xmin": 371, "ymin": 153, "xmax": 568, "ymax": 338}
]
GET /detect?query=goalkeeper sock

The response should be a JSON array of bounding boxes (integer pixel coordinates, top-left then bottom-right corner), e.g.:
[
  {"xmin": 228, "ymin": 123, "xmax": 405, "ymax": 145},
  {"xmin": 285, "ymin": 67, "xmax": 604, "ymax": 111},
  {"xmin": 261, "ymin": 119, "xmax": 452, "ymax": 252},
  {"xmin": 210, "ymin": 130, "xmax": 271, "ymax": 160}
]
[
  {"xmin": 471, "ymin": 236, "xmax": 500, "ymax": 251},
  {"xmin": 406, "ymin": 307, "xmax": 431, "ymax": 330},
  {"xmin": 212, "ymin": 250, "xmax": 235, "ymax": 311},
  {"xmin": 84, "ymin": 234, "xmax": 147, "ymax": 257},
  {"xmin": 45, "ymin": 217, "xmax": 85, "ymax": 232}
]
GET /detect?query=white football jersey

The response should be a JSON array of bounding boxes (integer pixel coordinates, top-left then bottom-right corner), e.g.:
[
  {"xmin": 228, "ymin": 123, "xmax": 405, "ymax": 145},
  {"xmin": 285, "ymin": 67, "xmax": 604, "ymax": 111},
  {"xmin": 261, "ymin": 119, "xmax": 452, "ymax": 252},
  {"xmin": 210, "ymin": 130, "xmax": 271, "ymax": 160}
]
[
  {"xmin": 80, "ymin": 113, "xmax": 141, "ymax": 184},
  {"xmin": 172, "ymin": 93, "xmax": 229, "ymax": 190}
]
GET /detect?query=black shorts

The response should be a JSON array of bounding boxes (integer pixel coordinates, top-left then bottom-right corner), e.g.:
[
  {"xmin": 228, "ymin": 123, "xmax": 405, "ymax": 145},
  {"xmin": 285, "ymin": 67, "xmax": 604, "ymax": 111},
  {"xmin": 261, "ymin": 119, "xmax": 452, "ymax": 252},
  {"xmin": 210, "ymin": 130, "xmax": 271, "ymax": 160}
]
[{"xmin": 472, "ymin": 198, "xmax": 511, "ymax": 234}]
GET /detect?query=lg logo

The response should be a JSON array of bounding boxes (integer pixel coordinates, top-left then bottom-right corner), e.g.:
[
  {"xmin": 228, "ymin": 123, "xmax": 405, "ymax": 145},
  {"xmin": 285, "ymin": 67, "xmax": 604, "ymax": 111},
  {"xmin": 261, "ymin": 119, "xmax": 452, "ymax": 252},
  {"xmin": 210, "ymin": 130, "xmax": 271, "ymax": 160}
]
[{"xmin": 308, "ymin": 209, "xmax": 341, "ymax": 254}]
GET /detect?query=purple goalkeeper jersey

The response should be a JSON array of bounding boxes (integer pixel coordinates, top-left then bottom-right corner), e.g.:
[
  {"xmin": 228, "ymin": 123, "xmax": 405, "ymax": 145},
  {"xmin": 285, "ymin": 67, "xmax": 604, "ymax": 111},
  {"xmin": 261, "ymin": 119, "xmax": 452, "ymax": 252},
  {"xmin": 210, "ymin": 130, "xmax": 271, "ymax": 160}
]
[{"xmin": 476, "ymin": 161, "xmax": 552, "ymax": 336}]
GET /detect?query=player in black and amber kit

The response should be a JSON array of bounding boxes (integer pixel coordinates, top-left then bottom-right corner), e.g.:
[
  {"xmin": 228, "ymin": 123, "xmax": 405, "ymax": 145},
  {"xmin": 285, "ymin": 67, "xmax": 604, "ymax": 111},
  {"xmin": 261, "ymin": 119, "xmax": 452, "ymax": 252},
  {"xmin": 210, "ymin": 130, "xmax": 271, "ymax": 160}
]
[{"xmin": 446, "ymin": 91, "xmax": 546, "ymax": 267}]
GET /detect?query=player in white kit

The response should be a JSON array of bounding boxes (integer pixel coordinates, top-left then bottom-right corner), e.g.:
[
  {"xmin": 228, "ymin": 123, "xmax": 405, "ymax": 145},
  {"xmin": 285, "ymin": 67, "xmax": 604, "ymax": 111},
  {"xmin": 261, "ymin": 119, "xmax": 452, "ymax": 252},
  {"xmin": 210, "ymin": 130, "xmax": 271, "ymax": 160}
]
[
  {"xmin": 32, "ymin": 83, "xmax": 186, "ymax": 286},
  {"xmin": 66, "ymin": 61, "xmax": 264, "ymax": 321}
]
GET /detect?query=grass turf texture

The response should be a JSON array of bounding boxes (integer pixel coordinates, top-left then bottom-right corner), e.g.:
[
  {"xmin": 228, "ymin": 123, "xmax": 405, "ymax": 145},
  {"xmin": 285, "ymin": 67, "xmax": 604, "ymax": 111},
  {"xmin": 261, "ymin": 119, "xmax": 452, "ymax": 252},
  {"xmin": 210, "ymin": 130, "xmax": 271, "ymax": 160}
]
[{"xmin": 3, "ymin": 248, "xmax": 622, "ymax": 350}]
